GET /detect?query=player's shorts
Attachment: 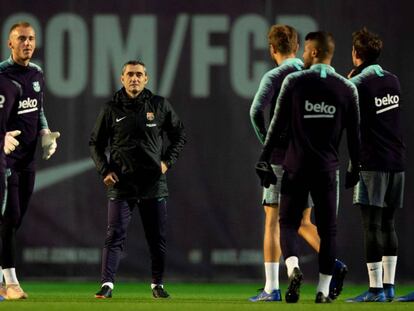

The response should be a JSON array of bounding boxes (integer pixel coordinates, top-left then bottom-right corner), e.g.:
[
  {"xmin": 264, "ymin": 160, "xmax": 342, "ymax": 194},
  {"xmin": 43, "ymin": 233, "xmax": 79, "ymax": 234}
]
[
  {"xmin": 262, "ymin": 165, "xmax": 283, "ymax": 205},
  {"xmin": 353, "ymin": 171, "xmax": 404, "ymax": 209},
  {"xmin": 261, "ymin": 166, "xmax": 341, "ymax": 207}
]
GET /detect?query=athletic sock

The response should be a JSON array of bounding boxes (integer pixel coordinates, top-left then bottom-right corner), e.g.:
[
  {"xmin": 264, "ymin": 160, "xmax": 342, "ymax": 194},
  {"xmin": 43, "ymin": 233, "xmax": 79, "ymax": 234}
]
[
  {"xmin": 0, "ymin": 267, "xmax": 3, "ymax": 285},
  {"xmin": 264, "ymin": 262, "xmax": 279, "ymax": 293},
  {"xmin": 367, "ymin": 262, "xmax": 383, "ymax": 288},
  {"xmin": 316, "ymin": 273, "xmax": 332, "ymax": 297},
  {"xmin": 151, "ymin": 283, "xmax": 163, "ymax": 289},
  {"xmin": 382, "ymin": 256, "xmax": 397, "ymax": 285},
  {"xmin": 102, "ymin": 282, "xmax": 114, "ymax": 290},
  {"xmin": 285, "ymin": 256, "xmax": 299, "ymax": 278},
  {"xmin": 3, "ymin": 268, "xmax": 19, "ymax": 285}
]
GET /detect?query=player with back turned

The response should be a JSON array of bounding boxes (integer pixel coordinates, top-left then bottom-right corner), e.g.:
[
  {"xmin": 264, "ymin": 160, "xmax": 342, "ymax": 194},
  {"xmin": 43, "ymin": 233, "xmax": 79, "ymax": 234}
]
[{"xmin": 345, "ymin": 27, "xmax": 406, "ymax": 303}]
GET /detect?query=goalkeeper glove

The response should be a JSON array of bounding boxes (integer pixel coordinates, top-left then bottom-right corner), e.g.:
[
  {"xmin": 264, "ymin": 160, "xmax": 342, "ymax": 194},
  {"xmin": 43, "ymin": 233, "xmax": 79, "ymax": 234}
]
[
  {"xmin": 41, "ymin": 130, "xmax": 61, "ymax": 160},
  {"xmin": 4, "ymin": 130, "xmax": 21, "ymax": 154}
]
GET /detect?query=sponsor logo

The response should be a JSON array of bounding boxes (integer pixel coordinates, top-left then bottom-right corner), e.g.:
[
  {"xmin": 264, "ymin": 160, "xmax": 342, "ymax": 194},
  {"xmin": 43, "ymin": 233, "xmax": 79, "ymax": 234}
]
[
  {"xmin": 0, "ymin": 95, "xmax": 4, "ymax": 108},
  {"xmin": 115, "ymin": 116, "xmax": 126, "ymax": 122},
  {"xmin": 304, "ymin": 100, "xmax": 336, "ymax": 118},
  {"xmin": 146, "ymin": 123, "xmax": 157, "ymax": 127},
  {"xmin": 374, "ymin": 94, "xmax": 399, "ymax": 114},
  {"xmin": 146, "ymin": 112, "xmax": 155, "ymax": 121},
  {"xmin": 33, "ymin": 81, "xmax": 41, "ymax": 92},
  {"xmin": 18, "ymin": 97, "xmax": 38, "ymax": 114}
]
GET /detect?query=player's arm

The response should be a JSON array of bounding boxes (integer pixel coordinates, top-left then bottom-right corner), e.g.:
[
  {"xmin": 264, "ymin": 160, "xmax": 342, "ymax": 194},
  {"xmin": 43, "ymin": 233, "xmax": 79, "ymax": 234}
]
[
  {"xmin": 250, "ymin": 72, "xmax": 275, "ymax": 144},
  {"xmin": 161, "ymin": 99, "xmax": 186, "ymax": 171},
  {"xmin": 260, "ymin": 77, "xmax": 293, "ymax": 162},
  {"xmin": 38, "ymin": 87, "xmax": 60, "ymax": 160},
  {"xmin": 1, "ymin": 78, "xmax": 21, "ymax": 154},
  {"xmin": 345, "ymin": 85, "xmax": 361, "ymax": 188},
  {"xmin": 89, "ymin": 105, "xmax": 112, "ymax": 177}
]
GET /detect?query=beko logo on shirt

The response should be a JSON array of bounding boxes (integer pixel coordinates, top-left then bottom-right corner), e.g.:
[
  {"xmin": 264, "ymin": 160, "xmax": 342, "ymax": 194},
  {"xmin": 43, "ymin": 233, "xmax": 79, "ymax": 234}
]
[
  {"xmin": 374, "ymin": 94, "xmax": 399, "ymax": 114},
  {"xmin": 18, "ymin": 97, "xmax": 38, "ymax": 114},
  {"xmin": 304, "ymin": 100, "xmax": 336, "ymax": 118}
]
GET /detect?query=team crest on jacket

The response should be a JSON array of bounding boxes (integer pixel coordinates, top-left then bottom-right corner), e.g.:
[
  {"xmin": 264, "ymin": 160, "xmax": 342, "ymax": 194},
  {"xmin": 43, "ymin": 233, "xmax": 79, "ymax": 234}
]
[
  {"xmin": 33, "ymin": 81, "xmax": 41, "ymax": 92},
  {"xmin": 146, "ymin": 112, "xmax": 155, "ymax": 121}
]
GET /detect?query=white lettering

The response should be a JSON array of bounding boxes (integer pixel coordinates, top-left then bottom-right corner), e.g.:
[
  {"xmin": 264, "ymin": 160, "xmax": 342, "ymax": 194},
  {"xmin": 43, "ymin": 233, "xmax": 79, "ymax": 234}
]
[
  {"xmin": 304, "ymin": 100, "xmax": 336, "ymax": 118},
  {"xmin": 18, "ymin": 98, "xmax": 38, "ymax": 109},
  {"xmin": 375, "ymin": 94, "xmax": 399, "ymax": 107}
]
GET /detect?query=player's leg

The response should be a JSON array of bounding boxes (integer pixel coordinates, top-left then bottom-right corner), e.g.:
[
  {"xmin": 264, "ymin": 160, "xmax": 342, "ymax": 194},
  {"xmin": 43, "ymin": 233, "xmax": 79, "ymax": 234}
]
[
  {"xmin": 0, "ymin": 170, "xmax": 34, "ymax": 300},
  {"xmin": 346, "ymin": 171, "xmax": 388, "ymax": 302},
  {"xmin": 311, "ymin": 170, "xmax": 337, "ymax": 303},
  {"xmin": 279, "ymin": 171, "xmax": 307, "ymax": 303},
  {"xmin": 298, "ymin": 207, "xmax": 319, "ymax": 252},
  {"xmin": 95, "ymin": 198, "xmax": 134, "ymax": 298},
  {"xmin": 382, "ymin": 171, "xmax": 404, "ymax": 301},
  {"xmin": 138, "ymin": 198, "xmax": 169, "ymax": 298},
  {"xmin": 250, "ymin": 164, "xmax": 283, "ymax": 302}
]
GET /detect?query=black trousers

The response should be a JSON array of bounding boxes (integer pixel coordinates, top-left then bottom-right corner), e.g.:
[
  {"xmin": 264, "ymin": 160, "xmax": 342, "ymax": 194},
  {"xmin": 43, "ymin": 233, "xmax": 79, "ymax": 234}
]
[
  {"xmin": 101, "ymin": 198, "xmax": 167, "ymax": 284},
  {"xmin": 0, "ymin": 169, "xmax": 35, "ymax": 268},
  {"xmin": 279, "ymin": 170, "xmax": 337, "ymax": 275}
]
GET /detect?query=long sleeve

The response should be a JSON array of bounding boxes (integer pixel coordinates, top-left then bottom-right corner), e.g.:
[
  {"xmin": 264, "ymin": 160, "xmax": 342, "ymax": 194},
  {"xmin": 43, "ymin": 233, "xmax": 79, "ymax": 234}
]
[
  {"xmin": 346, "ymin": 86, "xmax": 361, "ymax": 168},
  {"xmin": 261, "ymin": 78, "xmax": 292, "ymax": 162},
  {"xmin": 89, "ymin": 105, "xmax": 111, "ymax": 176},
  {"xmin": 250, "ymin": 72, "xmax": 276, "ymax": 144},
  {"xmin": 161, "ymin": 99, "xmax": 186, "ymax": 168}
]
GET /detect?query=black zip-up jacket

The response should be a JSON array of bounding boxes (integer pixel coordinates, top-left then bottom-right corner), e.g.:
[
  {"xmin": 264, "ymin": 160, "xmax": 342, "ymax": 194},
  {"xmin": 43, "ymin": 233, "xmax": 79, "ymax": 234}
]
[{"xmin": 89, "ymin": 88, "xmax": 186, "ymax": 199}]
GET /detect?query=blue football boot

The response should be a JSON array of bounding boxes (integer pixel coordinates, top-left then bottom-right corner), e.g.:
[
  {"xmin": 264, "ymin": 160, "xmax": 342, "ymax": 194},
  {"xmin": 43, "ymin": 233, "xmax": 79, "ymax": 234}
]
[
  {"xmin": 383, "ymin": 283, "xmax": 395, "ymax": 301},
  {"xmin": 329, "ymin": 259, "xmax": 348, "ymax": 299},
  {"xmin": 249, "ymin": 289, "xmax": 282, "ymax": 302},
  {"xmin": 395, "ymin": 291, "xmax": 414, "ymax": 302},
  {"xmin": 346, "ymin": 289, "xmax": 386, "ymax": 302}
]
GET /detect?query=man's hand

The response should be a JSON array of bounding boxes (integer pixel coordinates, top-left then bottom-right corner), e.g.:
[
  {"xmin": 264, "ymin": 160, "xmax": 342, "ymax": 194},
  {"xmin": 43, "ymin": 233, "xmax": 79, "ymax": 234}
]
[
  {"xmin": 161, "ymin": 161, "xmax": 168, "ymax": 174},
  {"xmin": 255, "ymin": 161, "xmax": 277, "ymax": 188},
  {"xmin": 103, "ymin": 172, "xmax": 119, "ymax": 186},
  {"xmin": 4, "ymin": 130, "xmax": 21, "ymax": 154},
  {"xmin": 345, "ymin": 162, "xmax": 361, "ymax": 189},
  {"xmin": 41, "ymin": 130, "xmax": 61, "ymax": 160}
]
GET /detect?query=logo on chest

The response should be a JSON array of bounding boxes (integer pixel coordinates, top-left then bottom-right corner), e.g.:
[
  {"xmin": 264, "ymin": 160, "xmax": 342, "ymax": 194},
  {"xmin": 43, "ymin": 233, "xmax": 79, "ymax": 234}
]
[
  {"xmin": 146, "ymin": 112, "xmax": 157, "ymax": 127},
  {"xmin": 18, "ymin": 97, "xmax": 38, "ymax": 114},
  {"xmin": 33, "ymin": 81, "xmax": 41, "ymax": 92}
]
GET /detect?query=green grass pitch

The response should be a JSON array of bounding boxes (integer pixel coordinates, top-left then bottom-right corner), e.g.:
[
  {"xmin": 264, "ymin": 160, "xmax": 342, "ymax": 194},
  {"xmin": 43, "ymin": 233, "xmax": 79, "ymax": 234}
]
[{"xmin": 2, "ymin": 282, "xmax": 414, "ymax": 310}]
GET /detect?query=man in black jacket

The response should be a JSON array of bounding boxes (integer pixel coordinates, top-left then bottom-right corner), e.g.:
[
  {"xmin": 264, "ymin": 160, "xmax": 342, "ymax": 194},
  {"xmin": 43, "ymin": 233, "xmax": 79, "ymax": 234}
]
[{"xmin": 90, "ymin": 60, "xmax": 186, "ymax": 299}]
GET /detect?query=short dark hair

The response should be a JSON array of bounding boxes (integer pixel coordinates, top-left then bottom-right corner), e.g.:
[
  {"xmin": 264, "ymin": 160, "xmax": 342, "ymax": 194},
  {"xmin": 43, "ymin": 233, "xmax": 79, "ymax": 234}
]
[
  {"xmin": 268, "ymin": 24, "xmax": 298, "ymax": 55},
  {"xmin": 121, "ymin": 60, "xmax": 146, "ymax": 75},
  {"xmin": 352, "ymin": 27, "xmax": 382, "ymax": 63},
  {"xmin": 305, "ymin": 31, "xmax": 335, "ymax": 59},
  {"xmin": 9, "ymin": 21, "xmax": 33, "ymax": 35}
]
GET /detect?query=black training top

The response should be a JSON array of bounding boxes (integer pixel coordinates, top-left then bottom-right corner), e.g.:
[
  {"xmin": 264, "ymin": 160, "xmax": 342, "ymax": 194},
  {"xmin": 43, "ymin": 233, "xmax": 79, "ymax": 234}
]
[
  {"xmin": 263, "ymin": 64, "xmax": 360, "ymax": 173},
  {"xmin": 350, "ymin": 64, "xmax": 405, "ymax": 171}
]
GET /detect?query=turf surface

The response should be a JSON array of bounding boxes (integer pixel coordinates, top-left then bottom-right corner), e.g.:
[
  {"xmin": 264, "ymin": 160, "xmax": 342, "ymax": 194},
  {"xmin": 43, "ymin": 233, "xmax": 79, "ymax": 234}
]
[{"xmin": 1, "ymin": 282, "xmax": 414, "ymax": 310}]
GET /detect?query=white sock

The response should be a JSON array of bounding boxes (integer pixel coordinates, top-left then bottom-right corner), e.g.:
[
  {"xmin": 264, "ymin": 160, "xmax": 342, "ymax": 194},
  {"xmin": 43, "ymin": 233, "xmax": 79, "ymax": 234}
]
[
  {"xmin": 316, "ymin": 273, "xmax": 332, "ymax": 297},
  {"xmin": 367, "ymin": 262, "xmax": 382, "ymax": 288},
  {"xmin": 264, "ymin": 262, "xmax": 279, "ymax": 293},
  {"xmin": 151, "ymin": 283, "xmax": 163, "ymax": 289},
  {"xmin": 383, "ymin": 256, "xmax": 397, "ymax": 285},
  {"xmin": 3, "ymin": 268, "xmax": 19, "ymax": 285},
  {"xmin": 102, "ymin": 282, "xmax": 114, "ymax": 289},
  {"xmin": 0, "ymin": 267, "xmax": 3, "ymax": 284},
  {"xmin": 285, "ymin": 256, "xmax": 299, "ymax": 278}
]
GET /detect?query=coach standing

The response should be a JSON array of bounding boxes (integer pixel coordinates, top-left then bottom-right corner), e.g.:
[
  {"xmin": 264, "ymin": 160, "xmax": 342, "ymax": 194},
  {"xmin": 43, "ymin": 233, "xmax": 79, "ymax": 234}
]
[
  {"xmin": 90, "ymin": 60, "xmax": 186, "ymax": 299},
  {"xmin": 257, "ymin": 31, "xmax": 360, "ymax": 303}
]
